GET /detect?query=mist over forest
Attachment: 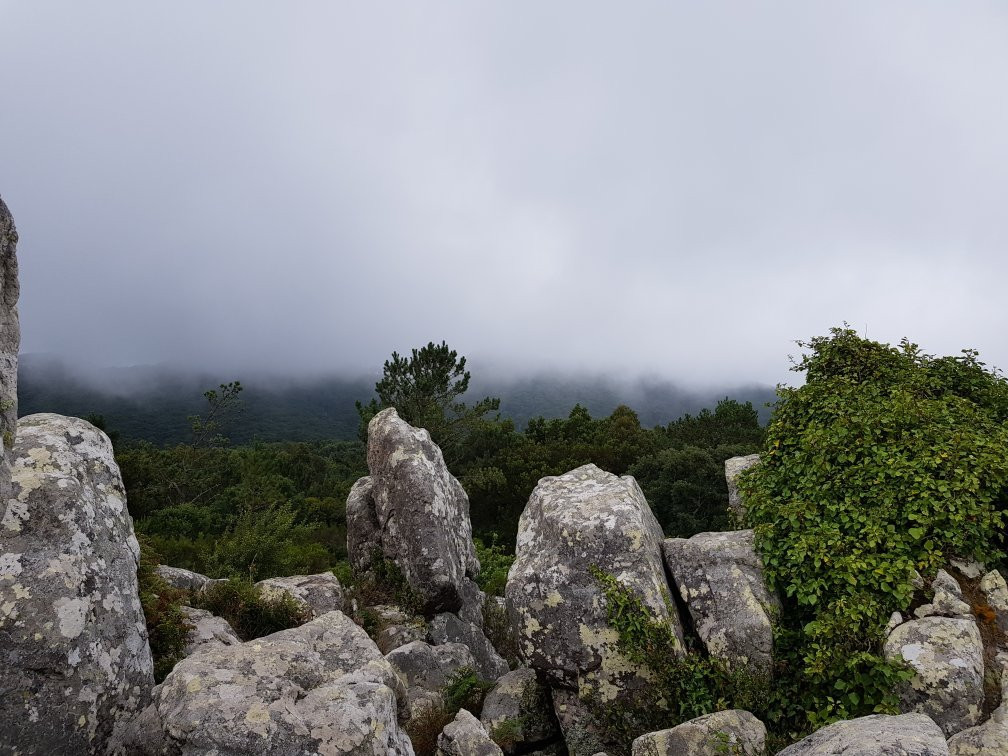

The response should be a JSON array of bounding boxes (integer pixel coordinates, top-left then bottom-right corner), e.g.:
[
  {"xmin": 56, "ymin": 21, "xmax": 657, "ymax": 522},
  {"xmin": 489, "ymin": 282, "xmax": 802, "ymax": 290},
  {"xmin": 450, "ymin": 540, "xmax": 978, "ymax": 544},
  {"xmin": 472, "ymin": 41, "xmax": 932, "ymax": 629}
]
[{"xmin": 18, "ymin": 353, "xmax": 776, "ymax": 444}]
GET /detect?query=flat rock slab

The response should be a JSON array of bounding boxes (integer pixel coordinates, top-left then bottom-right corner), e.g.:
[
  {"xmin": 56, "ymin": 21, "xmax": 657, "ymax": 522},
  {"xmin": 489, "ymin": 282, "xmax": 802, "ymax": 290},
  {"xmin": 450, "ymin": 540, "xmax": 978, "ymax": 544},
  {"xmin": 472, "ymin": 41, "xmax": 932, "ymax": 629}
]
[
  {"xmin": 256, "ymin": 572, "xmax": 345, "ymax": 618},
  {"xmin": 777, "ymin": 713, "xmax": 949, "ymax": 755},
  {"xmin": 631, "ymin": 709, "xmax": 767, "ymax": 756}
]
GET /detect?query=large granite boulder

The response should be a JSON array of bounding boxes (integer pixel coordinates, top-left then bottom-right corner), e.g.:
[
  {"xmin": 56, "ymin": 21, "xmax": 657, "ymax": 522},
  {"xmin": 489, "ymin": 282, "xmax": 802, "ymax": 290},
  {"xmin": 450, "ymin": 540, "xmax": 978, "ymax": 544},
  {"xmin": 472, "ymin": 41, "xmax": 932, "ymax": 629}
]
[
  {"xmin": 777, "ymin": 713, "xmax": 948, "ymax": 755},
  {"xmin": 947, "ymin": 705, "xmax": 1008, "ymax": 755},
  {"xmin": 724, "ymin": 454, "xmax": 759, "ymax": 522},
  {"xmin": 0, "ymin": 414, "xmax": 154, "ymax": 753},
  {"xmin": 437, "ymin": 708, "xmax": 503, "ymax": 756},
  {"xmin": 256, "ymin": 572, "xmax": 345, "ymax": 618},
  {"xmin": 179, "ymin": 605, "xmax": 241, "ymax": 657},
  {"xmin": 884, "ymin": 616, "xmax": 985, "ymax": 736},
  {"xmin": 429, "ymin": 612, "xmax": 509, "ymax": 681},
  {"xmin": 113, "ymin": 610, "xmax": 413, "ymax": 755},
  {"xmin": 662, "ymin": 530, "xmax": 777, "ymax": 677},
  {"xmin": 506, "ymin": 464, "xmax": 683, "ymax": 749},
  {"xmin": 631, "ymin": 710, "xmax": 767, "ymax": 756},
  {"xmin": 0, "ymin": 197, "xmax": 19, "ymax": 503},
  {"xmin": 480, "ymin": 668, "xmax": 560, "ymax": 753},
  {"xmin": 348, "ymin": 408, "xmax": 480, "ymax": 614}
]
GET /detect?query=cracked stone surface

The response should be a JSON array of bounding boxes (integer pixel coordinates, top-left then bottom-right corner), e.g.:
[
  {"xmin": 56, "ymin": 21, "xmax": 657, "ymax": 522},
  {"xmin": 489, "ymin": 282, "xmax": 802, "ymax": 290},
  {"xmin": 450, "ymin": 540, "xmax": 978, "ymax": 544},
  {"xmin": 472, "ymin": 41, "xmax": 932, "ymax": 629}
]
[{"xmin": 663, "ymin": 530, "xmax": 777, "ymax": 677}]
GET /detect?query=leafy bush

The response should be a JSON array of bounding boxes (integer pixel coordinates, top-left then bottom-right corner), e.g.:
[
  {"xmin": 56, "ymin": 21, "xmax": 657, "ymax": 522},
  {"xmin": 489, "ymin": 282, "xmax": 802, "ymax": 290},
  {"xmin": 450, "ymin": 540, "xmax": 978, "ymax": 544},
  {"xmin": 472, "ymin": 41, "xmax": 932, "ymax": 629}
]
[
  {"xmin": 205, "ymin": 502, "xmax": 329, "ymax": 581},
  {"xmin": 194, "ymin": 579, "xmax": 309, "ymax": 640},
  {"xmin": 474, "ymin": 537, "xmax": 514, "ymax": 596},
  {"xmin": 740, "ymin": 327, "xmax": 1008, "ymax": 731},
  {"xmin": 136, "ymin": 536, "xmax": 192, "ymax": 682},
  {"xmin": 481, "ymin": 595, "xmax": 520, "ymax": 668},
  {"xmin": 589, "ymin": 568, "xmax": 769, "ymax": 755}
]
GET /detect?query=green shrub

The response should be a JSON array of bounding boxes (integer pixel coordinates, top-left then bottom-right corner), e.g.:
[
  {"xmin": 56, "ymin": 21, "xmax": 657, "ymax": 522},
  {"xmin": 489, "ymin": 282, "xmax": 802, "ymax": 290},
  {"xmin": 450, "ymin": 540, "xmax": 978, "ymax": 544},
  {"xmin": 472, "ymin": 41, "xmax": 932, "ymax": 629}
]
[
  {"xmin": 194, "ymin": 579, "xmax": 309, "ymax": 640},
  {"xmin": 136, "ymin": 536, "xmax": 192, "ymax": 682},
  {"xmin": 481, "ymin": 595, "xmax": 519, "ymax": 668},
  {"xmin": 474, "ymin": 537, "xmax": 514, "ymax": 596},
  {"xmin": 405, "ymin": 667, "xmax": 494, "ymax": 756},
  {"xmin": 205, "ymin": 501, "xmax": 329, "ymax": 582},
  {"xmin": 589, "ymin": 568, "xmax": 769, "ymax": 755},
  {"xmin": 347, "ymin": 550, "xmax": 425, "ymax": 615},
  {"xmin": 740, "ymin": 327, "xmax": 1008, "ymax": 731}
]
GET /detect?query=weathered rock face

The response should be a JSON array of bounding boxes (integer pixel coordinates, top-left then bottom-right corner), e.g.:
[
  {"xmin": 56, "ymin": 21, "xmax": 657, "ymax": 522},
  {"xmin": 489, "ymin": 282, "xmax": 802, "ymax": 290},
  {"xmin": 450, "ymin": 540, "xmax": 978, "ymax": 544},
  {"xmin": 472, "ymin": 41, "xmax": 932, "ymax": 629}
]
[
  {"xmin": 155, "ymin": 564, "xmax": 223, "ymax": 593},
  {"xmin": 884, "ymin": 616, "xmax": 984, "ymax": 737},
  {"xmin": 347, "ymin": 475, "xmax": 380, "ymax": 572},
  {"xmin": 724, "ymin": 454, "xmax": 759, "ymax": 522},
  {"xmin": 256, "ymin": 572, "xmax": 345, "ymax": 618},
  {"xmin": 947, "ymin": 705, "xmax": 1008, "ymax": 755},
  {"xmin": 386, "ymin": 640, "xmax": 477, "ymax": 722},
  {"xmin": 980, "ymin": 569, "xmax": 1008, "ymax": 634},
  {"xmin": 437, "ymin": 708, "xmax": 503, "ymax": 756},
  {"xmin": 506, "ymin": 464, "xmax": 682, "ymax": 752},
  {"xmin": 0, "ymin": 197, "xmax": 20, "ymax": 502},
  {"xmin": 115, "ymin": 610, "xmax": 413, "ymax": 755},
  {"xmin": 429, "ymin": 612, "xmax": 509, "ymax": 681},
  {"xmin": 0, "ymin": 413, "xmax": 154, "ymax": 753},
  {"xmin": 179, "ymin": 606, "xmax": 241, "ymax": 657},
  {"xmin": 777, "ymin": 713, "xmax": 948, "ymax": 755},
  {"xmin": 481, "ymin": 668, "xmax": 560, "ymax": 753},
  {"xmin": 631, "ymin": 710, "xmax": 767, "ymax": 756},
  {"xmin": 662, "ymin": 530, "xmax": 777, "ymax": 677},
  {"xmin": 348, "ymin": 408, "xmax": 480, "ymax": 614}
]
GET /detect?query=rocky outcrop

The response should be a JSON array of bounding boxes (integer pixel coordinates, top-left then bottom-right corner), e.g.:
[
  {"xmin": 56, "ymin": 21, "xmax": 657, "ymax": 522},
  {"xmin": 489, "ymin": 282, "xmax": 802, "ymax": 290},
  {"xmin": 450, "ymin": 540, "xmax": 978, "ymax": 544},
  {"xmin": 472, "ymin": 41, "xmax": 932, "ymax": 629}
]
[
  {"xmin": 0, "ymin": 414, "xmax": 154, "ymax": 753},
  {"xmin": 915, "ymin": 569, "xmax": 972, "ymax": 619},
  {"xmin": 437, "ymin": 708, "xmax": 503, "ymax": 756},
  {"xmin": 947, "ymin": 706, "xmax": 1008, "ymax": 755},
  {"xmin": 429, "ymin": 612, "xmax": 509, "ymax": 681},
  {"xmin": 631, "ymin": 710, "xmax": 767, "ymax": 756},
  {"xmin": 114, "ymin": 610, "xmax": 412, "ymax": 755},
  {"xmin": 777, "ymin": 713, "xmax": 948, "ymax": 755},
  {"xmin": 256, "ymin": 572, "xmax": 345, "ymax": 618},
  {"xmin": 724, "ymin": 454, "xmax": 759, "ymax": 522},
  {"xmin": 662, "ymin": 530, "xmax": 777, "ymax": 677},
  {"xmin": 480, "ymin": 668, "xmax": 560, "ymax": 753},
  {"xmin": 179, "ymin": 605, "xmax": 241, "ymax": 657},
  {"xmin": 155, "ymin": 564, "xmax": 223, "ymax": 593},
  {"xmin": 386, "ymin": 639, "xmax": 478, "ymax": 722},
  {"xmin": 884, "ymin": 616, "xmax": 984, "ymax": 737},
  {"xmin": 506, "ymin": 464, "xmax": 683, "ymax": 752},
  {"xmin": 348, "ymin": 408, "xmax": 480, "ymax": 614},
  {"xmin": 0, "ymin": 197, "xmax": 19, "ymax": 503}
]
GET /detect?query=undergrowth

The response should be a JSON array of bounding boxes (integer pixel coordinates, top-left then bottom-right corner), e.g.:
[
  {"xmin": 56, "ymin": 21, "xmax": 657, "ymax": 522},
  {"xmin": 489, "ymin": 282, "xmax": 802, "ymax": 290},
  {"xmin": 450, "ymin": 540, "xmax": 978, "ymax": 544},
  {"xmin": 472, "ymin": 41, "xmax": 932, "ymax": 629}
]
[{"xmin": 193, "ymin": 579, "xmax": 309, "ymax": 641}]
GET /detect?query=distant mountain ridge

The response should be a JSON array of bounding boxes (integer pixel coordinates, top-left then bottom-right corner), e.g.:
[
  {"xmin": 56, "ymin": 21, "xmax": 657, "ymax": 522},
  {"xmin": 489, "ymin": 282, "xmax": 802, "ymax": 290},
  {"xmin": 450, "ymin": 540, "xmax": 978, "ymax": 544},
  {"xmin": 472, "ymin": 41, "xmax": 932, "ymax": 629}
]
[{"xmin": 17, "ymin": 354, "xmax": 777, "ymax": 445}]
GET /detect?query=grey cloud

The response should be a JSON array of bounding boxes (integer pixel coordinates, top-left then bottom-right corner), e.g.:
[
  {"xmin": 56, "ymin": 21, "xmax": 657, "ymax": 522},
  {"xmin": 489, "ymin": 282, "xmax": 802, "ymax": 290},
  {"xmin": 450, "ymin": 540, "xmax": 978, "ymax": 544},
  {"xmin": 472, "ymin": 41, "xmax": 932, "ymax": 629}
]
[{"xmin": 1, "ymin": 1, "xmax": 1006, "ymax": 386}]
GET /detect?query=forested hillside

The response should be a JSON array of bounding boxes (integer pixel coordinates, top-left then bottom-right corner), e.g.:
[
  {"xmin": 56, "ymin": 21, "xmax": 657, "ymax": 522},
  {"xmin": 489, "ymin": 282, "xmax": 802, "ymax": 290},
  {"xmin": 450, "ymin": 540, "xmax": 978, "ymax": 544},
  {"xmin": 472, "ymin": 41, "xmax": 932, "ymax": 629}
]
[{"xmin": 18, "ymin": 354, "xmax": 775, "ymax": 444}]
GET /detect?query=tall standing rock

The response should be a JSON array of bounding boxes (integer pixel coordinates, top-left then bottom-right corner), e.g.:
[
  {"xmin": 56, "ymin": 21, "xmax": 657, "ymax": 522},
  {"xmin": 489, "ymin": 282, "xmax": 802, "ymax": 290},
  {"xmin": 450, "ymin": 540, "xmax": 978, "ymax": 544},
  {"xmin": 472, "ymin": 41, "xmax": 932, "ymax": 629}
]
[
  {"xmin": 725, "ymin": 454, "xmax": 759, "ymax": 522},
  {"xmin": 0, "ymin": 414, "xmax": 154, "ymax": 754},
  {"xmin": 0, "ymin": 197, "xmax": 20, "ymax": 502},
  {"xmin": 348, "ymin": 408, "xmax": 480, "ymax": 614},
  {"xmin": 505, "ymin": 464, "xmax": 683, "ymax": 752}
]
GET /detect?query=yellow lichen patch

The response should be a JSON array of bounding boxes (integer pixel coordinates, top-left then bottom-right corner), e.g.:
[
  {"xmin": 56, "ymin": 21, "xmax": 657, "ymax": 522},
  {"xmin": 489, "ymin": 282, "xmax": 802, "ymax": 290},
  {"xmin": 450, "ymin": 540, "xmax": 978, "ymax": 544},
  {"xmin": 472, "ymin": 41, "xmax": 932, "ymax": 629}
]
[
  {"xmin": 544, "ymin": 591, "xmax": 564, "ymax": 607},
  {"xmin": 186, "ymin": 677, "xmax": 202, "ymax": 693}
]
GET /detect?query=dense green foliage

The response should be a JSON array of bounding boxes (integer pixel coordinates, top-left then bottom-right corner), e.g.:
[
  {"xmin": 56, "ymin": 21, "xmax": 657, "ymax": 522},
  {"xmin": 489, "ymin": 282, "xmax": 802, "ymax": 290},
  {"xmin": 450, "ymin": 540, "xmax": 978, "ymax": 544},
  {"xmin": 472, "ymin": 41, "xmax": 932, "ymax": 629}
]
[
  {"xmin": 137, "ymin": 537, "xmax": 192, "ymax": 682},
  {"xmin": 193, "ymin": 580, "xmax": 309, "ymax": 640},
  {"xmin": 740, "ymin": 327, "xmax": 1008, "ymax": 731},
  {"xmin": 590, "ymin": 568, "xmax": 770, "ymax": 756}
]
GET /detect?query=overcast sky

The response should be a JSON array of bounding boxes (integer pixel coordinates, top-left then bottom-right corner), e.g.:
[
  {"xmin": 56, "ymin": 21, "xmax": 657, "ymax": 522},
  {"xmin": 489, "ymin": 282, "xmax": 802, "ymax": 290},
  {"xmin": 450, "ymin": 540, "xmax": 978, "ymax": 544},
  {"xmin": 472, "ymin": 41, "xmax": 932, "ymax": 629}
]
[{"xmin": 1, "ymin": 2, "xmax": 1006, "ymax": 387}]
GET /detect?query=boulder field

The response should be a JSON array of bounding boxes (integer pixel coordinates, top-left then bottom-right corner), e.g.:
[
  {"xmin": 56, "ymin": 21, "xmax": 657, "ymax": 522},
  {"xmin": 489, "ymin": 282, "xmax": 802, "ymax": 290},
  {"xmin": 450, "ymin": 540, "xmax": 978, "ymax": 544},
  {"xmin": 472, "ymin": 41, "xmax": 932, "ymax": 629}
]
[{"xmin": 2, "ymin": 195, "xmax": 1008, "ymax": 754}]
